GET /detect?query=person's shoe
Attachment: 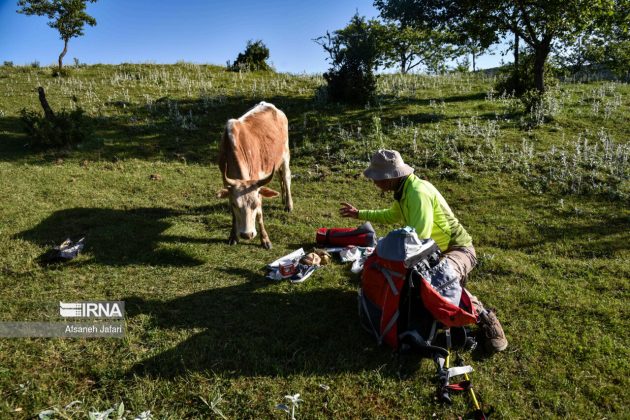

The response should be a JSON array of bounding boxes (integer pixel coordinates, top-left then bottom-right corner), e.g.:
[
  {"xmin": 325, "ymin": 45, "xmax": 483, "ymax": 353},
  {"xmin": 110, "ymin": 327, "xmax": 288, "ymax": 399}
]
[
  {"xmin": 289, "ymin": 264, "xmax": 317, "ymax": 284},
  {"xmin": 478, "ymin": 309, "xmax": 508, "ymax": 353}
]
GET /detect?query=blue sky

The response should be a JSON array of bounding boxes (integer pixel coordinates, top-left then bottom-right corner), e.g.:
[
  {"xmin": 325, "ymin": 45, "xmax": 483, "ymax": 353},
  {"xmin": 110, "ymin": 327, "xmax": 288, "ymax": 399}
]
[{"xmin": 0, "ymin": 0, "xmax": 499, "ymax": 73}]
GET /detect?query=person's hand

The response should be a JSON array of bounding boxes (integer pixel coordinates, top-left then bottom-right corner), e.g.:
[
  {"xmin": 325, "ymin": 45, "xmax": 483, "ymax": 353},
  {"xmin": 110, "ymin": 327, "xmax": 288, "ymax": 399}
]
[{"xmin": 339, "ymin": 202, "xmax": 359, "ymax": 219}]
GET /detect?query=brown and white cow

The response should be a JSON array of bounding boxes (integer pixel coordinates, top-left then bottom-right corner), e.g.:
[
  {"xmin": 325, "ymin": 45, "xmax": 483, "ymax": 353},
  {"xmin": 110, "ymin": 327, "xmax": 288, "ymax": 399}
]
[{"xmin": 216, "ymin": 102, "xmax": 292, "ymax": 249}]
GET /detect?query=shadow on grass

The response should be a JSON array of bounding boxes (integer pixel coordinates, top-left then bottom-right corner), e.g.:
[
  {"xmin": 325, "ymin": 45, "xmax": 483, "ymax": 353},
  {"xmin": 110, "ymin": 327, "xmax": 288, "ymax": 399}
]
[
  {"xmin": 352, "ymin": 92, "xmax": 490, "ymax": 131},
  {"xmin": 477, "ymin": 111, "xmax": 523, "ymax": 121},
  {"xmin": 15, "ymin": 206, "xmax": 210, "ymax": 266},
  {"xmin": 378, "ymin": 92, "xmax": 487, "ymax": 107},
  {"xmin": 510, "ymin": 214, "xmax": 629, "ymax": 257},
  {"xmin": 0, "ymin": 116, "xmax": 28, "ymax": 158},
  {"xmin": 0, "ymin": 94, "xmax": 320, "ymax": 165},
  {"xmin": 1, "ymin": 92, "xmax": 399, "ymax": 166},
  {"xmin": 442, "ymin": 92, "xmax": 487, "ymax": 103},
  {"xmin": 124, "ymin": 280, "xmax": 391, "ymax": 378},
  {"xmin": 379, "ymin": 110, "xmax": 446, "ymax": 127},
  {"xmin": 0, "ymin": 89, "xmax": 488, "ymax": 166}
]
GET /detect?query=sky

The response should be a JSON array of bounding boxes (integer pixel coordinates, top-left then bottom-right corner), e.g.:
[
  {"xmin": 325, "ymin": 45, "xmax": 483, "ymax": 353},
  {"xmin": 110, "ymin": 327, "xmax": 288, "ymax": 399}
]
[{"xmin": 0, "ymin": 0, "xmax": 500, "ymax": 74}]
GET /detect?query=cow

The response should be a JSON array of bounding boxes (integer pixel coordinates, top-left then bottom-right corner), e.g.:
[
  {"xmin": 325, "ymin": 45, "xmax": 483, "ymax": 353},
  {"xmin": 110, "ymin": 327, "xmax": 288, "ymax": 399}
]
[{"xmin": 216, "ymin": 102, "xmax": 293, "ymax": 249}]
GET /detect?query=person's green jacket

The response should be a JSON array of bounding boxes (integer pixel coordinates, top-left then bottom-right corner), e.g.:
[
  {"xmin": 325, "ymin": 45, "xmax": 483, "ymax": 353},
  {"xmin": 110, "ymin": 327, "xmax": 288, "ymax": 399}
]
[{"xmin": 358, "ymin": 174, "xmax": 472, "ymax": 251}]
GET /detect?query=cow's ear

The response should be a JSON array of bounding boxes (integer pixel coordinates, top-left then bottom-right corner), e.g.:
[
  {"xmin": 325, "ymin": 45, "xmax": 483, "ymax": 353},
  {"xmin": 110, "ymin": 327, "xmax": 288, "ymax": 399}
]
[
  {"xmin": 259, "ymin": 187, "xmax": 280, "ymax": 198},
  {"xmin": 216, "ymin": 188, "xmax": 230, "ymax": 198}
]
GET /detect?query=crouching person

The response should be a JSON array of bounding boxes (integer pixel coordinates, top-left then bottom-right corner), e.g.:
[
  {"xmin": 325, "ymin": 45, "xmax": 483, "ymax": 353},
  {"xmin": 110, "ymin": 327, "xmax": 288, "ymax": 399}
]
[{"xmin": 340, "ymin": 149, "xmax": 507, "ymax": 353}]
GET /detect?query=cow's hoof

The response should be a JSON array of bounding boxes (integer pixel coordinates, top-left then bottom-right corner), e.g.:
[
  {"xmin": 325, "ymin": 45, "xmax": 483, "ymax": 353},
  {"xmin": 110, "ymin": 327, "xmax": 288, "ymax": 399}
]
[
  {"xmin": 228, "ymin": 238, "xmax": 238, "ymax": 246},
  {"xmin": 284, "ymin": 205, "xmax": 293, "ymax": 212},
  {"xmin": 262, "ymin": 240, "xmax": 273, "ymax": 250}
]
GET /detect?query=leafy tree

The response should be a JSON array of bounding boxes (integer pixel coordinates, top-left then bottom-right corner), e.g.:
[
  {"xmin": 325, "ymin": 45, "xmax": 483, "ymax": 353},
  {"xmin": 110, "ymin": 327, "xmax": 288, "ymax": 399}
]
[
  {"xmin": 17, "ymin": 0, "xmax": 97, "ymax": 71},
  {"xmin": 592, "ymin": 36, "xmax": 630, "ymax": 79},
  {"xmin": 556, "ymin": 1, "xmax": 630, "ymax": 79},
  {"xmin": 375, "ymin": 0, "xmax": 620, "ymax": 93},
  {"xmin": 478, "ymin": 0, "xmax": 618, "ymax": 92},
  {"xmin": 375, "ymin": 0, "xmax": 496, "ymax": 73},
  {"xmin": 230, "ymin": 40, "xmax": 272, "ymax": 72},
  {"xmin": 452, "ymin": 29, "xmax": 497, "ymax": 72},
  {"xmin": 380, "ymin": 22, "xmax": 456, "ymax": 74},
  {"xmin": 315, "ymin": 14, "xmax": 383, "ymax": 104}
]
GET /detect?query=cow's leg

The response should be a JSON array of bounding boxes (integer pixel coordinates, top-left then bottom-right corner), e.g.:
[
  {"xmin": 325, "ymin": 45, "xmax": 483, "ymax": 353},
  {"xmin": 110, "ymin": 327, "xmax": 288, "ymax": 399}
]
[
  {"xmin": 228, "ymin": 210, "xmax": 238, "ymax": 245},
  {"xmin": 279, "ymin": 158, "xmax": 293, "ymax": 212},
  {"xmin": 257, "ymin": 212, "xmax": 272, "ymax": 249}
]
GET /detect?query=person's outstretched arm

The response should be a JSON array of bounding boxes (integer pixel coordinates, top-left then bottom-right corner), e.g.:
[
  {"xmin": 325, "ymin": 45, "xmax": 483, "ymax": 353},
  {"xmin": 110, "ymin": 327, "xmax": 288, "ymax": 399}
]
[{"xmin": 340, "ymin": 201, "xmax": 402, "ymax": 224}]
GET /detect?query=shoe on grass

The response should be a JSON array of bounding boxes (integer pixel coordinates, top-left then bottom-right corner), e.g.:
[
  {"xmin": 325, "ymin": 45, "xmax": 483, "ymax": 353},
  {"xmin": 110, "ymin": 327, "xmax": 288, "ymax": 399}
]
[
  {"xmin": 479, "ymin": 309, "xmax": 508, "ymax": 353},
  {"xmin": 289, "ymin": 264, "xmax": 317, "ymax": 284}
]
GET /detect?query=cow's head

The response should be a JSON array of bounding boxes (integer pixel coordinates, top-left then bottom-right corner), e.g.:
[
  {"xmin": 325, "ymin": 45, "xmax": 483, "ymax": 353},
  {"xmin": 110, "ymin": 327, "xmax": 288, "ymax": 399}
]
[{"xmin": 216, "ymin": 168, "xmax": 279, "ymax": 240}]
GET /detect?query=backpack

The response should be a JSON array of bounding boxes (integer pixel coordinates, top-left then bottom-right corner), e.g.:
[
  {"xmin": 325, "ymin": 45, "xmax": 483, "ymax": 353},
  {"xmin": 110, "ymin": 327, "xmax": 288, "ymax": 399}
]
[
  {"xmin": 359, "ymin": 228, "xmax": 492, "ymax": 417},
  {"xmin": 358, "ymin": 227, "xmax": 477, "ymax": 351}
]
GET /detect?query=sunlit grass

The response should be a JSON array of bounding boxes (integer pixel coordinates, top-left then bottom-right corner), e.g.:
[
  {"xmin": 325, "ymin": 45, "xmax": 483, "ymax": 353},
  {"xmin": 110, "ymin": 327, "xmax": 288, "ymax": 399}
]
[{"xmin": 0, "ymin": 64, "xmax": 628, "ymax": 418}]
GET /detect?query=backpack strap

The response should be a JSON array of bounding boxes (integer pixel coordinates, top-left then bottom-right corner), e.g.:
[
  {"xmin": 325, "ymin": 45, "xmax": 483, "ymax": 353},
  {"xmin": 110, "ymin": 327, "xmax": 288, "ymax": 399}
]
[
  {"xmin": 372, "ymin": 263, "xmax": 405, "ymax": 345},
  {"xmin": 358, "ymin": 289, "xmax": 380, "ymax": 338},
  {"xmin": 427, "ymin": 320, "xmax": 438, "ymax": 344},
  {"xmin": 379, "ymin": 310, "xmax": 399, "ymax": 345},
  {"xmin": 447, "ymin": 365, "xmax": 474, "ymax": 377},
  {"xmin": 359, "ymin": 289, "xmax": 399, "ymax": 346},
  {"xmin": 446, "ymin": 381, "xmax": 472, "ymax": 392},
  {"xmin": 399, "ymin": 331, "xmax": 449, "ymax": 358},
  {"xmin": 327, "ymin": 227, "xmax": 373, "ymax": 237},
  {"xmin": 373, "ymin": 263, "xmax": 404, "ymax": 296}
]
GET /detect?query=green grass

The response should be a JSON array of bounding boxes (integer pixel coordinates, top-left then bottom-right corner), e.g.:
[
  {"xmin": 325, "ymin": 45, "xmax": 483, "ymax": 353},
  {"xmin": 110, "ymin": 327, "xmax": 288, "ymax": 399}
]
[{"xmin": 0, "ymin": 63, "xmax": 628, "ymax": 419}]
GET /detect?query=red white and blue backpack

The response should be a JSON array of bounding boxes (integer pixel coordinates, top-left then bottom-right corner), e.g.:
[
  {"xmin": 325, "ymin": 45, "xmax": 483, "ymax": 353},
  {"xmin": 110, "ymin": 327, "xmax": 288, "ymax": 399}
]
[
  {"xmin": 359, "ymin": 227, "xmax": 491, "ymax": 418},
  {"xmin": 359, "ymin": 227, "xmax": 477, "ymax": 350}
]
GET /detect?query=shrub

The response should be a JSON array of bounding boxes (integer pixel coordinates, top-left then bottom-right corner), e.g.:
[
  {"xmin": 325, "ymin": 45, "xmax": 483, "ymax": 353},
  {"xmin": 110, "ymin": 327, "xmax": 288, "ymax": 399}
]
[
  {"xmin": 20, "ymin": 107, "xmax": 92, "ymax": 149},
  {"xmin": 316, "ymin": 14, "xmax": 381, "ymax": 105},
  {"xmin": 3, "ymin": 61, "xmax": 14, "ymax": 67},
  {"xmin": 51, "ymin": 67, "xmax": 72, "ymax": 77},
  {"xmin": 324, "ymin": 65, "xmax": 377, "ymax": 105},
  {"xmin": 519, "ymin": 89, "xmax": 561, "ymax": 128},
  {"xmin": 230, "ymin": 40, "xmax": 272, "ymax": 72},
  {"xmin": 30, "ymin": 60, "xmax": 40, "ymax": 68}
]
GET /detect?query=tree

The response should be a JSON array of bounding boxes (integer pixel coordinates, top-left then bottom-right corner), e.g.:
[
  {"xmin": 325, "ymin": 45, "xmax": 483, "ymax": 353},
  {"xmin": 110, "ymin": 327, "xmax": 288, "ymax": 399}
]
[
  {"xmin": 475, "ymin": 0, "xmax": 617, "ymax": 92},
  {"xmin": 314, "ymin": 14, "xmax": 383, "ymax": 104},
  {"xmin": 463, "ymin": 40, "xmax": 493, "ymax": 72},
  {"xmin": 375, "ymin": 0, "xmax": 495, "ymax": 73},
  {"xmin": 380, "ymin": 22, "xmax": 456, "ymax": 74},
  {"xmin": 375, "ymin": 0, "xmax": 619, "ymax": 93},
  {"xmin": 17, "ymin": 0, "xmax": 97, "ymax": 71},
  {"xmin": 230, "ymin": 40, "xmax": 272, "ymax": 72},
  {"xmin": 556, "ymin": 1, "xmax": 630, "ymax": 79}
]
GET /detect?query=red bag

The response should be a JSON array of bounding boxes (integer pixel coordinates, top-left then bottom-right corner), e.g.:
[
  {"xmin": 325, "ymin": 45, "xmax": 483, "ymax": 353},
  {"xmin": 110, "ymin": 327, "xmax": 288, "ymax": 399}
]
[{"xmin": 316, "ymin": 222, "xmax": 376, "ymax": 247}]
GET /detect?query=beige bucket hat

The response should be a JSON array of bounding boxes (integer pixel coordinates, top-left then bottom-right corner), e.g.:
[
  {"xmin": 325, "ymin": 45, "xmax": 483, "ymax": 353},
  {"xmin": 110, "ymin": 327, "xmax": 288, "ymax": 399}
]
[{"xmin": 363, "ymin": 149, "xmax": 414, "ymax": 181}]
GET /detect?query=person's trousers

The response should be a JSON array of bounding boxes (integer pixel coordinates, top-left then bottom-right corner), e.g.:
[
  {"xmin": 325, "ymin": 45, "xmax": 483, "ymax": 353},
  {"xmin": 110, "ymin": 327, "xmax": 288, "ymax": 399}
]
[{"xmin": 444, "ymin": 245, "xmax": 484, "ymax": 314}]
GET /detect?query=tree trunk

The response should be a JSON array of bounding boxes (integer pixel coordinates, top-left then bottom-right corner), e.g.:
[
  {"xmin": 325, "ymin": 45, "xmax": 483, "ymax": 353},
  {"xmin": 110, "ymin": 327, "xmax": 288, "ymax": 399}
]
[
  {"xmin": 58, "ymin": 38, "xmax": 68, "ymax": 71},
  {"xmin": 37, "ymin": 87, "xmax": 55, "ymax": 120},
  {"xmin": 472, "ymin": 50, "xmax": 476, "ymax": 72},
  {"xmin": 534, "ymin": 43, "xmax": 551, "ymax": 93},
  {"xmin": 574, "ymin": 36, "xmax": 584, "ymax": 74},
  {"xmin": 514, "ymin": 32, "xmax": 520, "ymax": 73},
  {"xmin": 400, "ymin": 51, "xmax": 408, "ymax": 74}
]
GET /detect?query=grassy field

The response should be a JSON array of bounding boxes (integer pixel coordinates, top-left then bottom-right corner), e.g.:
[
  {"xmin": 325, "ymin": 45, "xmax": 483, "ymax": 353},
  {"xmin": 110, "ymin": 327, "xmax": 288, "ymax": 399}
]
[{"xmin": 0, "ymin": 63, "xmax": 628, "ymax": 419}]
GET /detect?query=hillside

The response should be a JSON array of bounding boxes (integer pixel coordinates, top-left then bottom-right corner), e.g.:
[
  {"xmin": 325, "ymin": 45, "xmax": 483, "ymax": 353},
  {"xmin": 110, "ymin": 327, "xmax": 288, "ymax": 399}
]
[{"xmin": 0, "ymin": 63, "xmax": 628, "ymax": 418}]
